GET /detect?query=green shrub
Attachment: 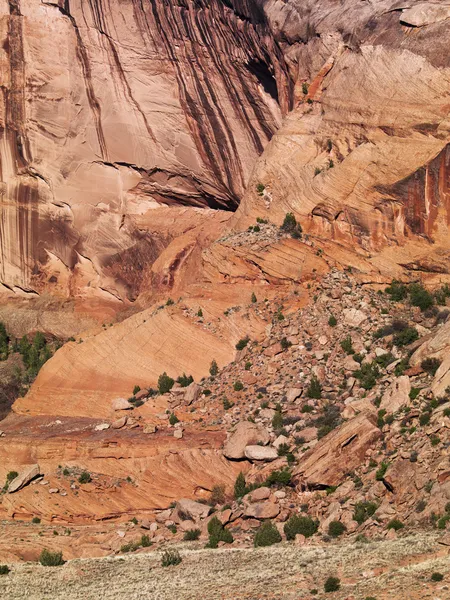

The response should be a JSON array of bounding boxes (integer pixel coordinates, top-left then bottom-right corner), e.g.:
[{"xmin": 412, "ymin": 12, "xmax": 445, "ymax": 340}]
[
  {"xmin": 32, "ymin": 517, "xmax": 41, "ymax": 524},
  {"xmin": 254, "ymin": 521, "xmax": 282, "ymax": 547},
  {"xmin": 431, "ymin": 572, "xmax": 444, "ymax": 582},
  {"xmin": 340, "ymin": 335, "xmax": 354, "ymax": 355},
  {"xmin": 177, "ymin": 373, "xmax": 194, "ymax": 387},
  {"xmin": 409, "ymin": 283, "xmax": 434, "ymax": 312},
  {"xmin": 265, "ymin": 468, "xmax": 291, "ymax": 487},
  {"xmin": 421, "ymin": 358, "xmax": 441, "ymax": 376},
  {"xmin": 120, "ymin": 540, "xmax": 140, "ymax": 553},
  {"xmin": 0, "ymin": 565, "xmax": 10, "ymax": 575},
  {"xmin": 206, "ymin": 516, "xmax": 233, "ymax": 547},
  {"xmin": 251, "ymin": 292, "xmax": 257, "ymax": 303},
  {"xmin": 375, "ymin": 462, "xmax": 389, "ymax": 480},
  {"xmin": 284, "ymin": 515, "xmax": 318, "ymax": 540},
  {"xmin": 183, "ymin": 529, "xmax": 201, "ymax": 541},
  {"xmin": 277, "ymin": 443, "xmax": 291, "ymax": 457},
  {"xmin": 169, "ymin": 412, "xmax": 179, "ymax": 426},
  {"xmin": 272, "ymin": 411, "xmax": 283, "ymax": 430},
  {"xmin": 132, "ymin": 385, "xmax": 141, "ymax": 395},
  {"xmin": 375, "ymin": 352, "xmax": 395, "ymax": 368},
  {"xmin": 280, "ymin": 213, "xmax": 302, "ymax": 238},
  {"xmin": 307, "ymin": 375, "xmax": 322, "ymax": 399},
  {"xmin": 39, "ymin": 549, "xmax": 65, "ymax": 567},
  {"xmin": 233, "ymin": 381, "xmax": 244, "ymax": 392},
  {"xmin": 209, "ymin": 360, "xmax": 219, "ymax": 376},
  {"xmin": 324, "ymin": 576, "xmax": 340, "ymax": 593},
  {"xmin": 161, "ymin": 549, "xmax": 182, "ymax": 567},
  {"xmin": 387, "ymin": 519, "xmax": 404, "ymax": 531},
  {"xmin": 223, "ymin": 397, "xmax": 233, "ymax": 410},
  {"xmin": 393, "ymin": 327, "xmax": 419, "ymax": 347},
  {"xmin": 409, "ymin": 387, "xmax": 421, "ymax": 400},
  {"xmin": 78, "ymin": 471, "xmax": 91, "ymax": 484},
  {"xmin": 394, "ymin": 358, "xmax": 410, "ymax": 376},
  {"xmin": 328, "ymin": 315, "xmax": 337, "ymax": 327},
  {"xmin": 197, "ymin": 308, "xmax": 203, "ymax": 317},
  {"xmin": 281, "ymin": 337, "xmax": 292, "ymax": 350},
  {"xmin": 256, "ymin": 183, "xmax": 265, "ymax": 196},
  {"xmin": 234, "ymin": 472, "xmax": 247, "ymax": 499},
  {"xmin": 158, "ymin": 371, "xmax": 175, "ymax": 394},
  {"xmin": 419, "ymin": 412, "xmax": 431, "ymax": 426},
  {"xmin": 141, "ymin": 534, "xmax": 152, "ymax": 547},
  {"xmin": 328, "ymin": 521, "xmax": 346, "ymax": 538},
  {"xmin": 354, "ymin": 362, "xmax": 380, "ymax": 390},
  {"xmin": 353, "ymin": 501, "xmax": 378, "ymax": 525},
  {"xmin": 210, "ymin": 484, "xmax": 226, "ymax": 506},
  {"xmin": 385, "ymin": 280, "xmax": 407, "ymax": 301},
  {"xmin": 235, "ymin": 337, "xmax": 250, "ymax": 351}
]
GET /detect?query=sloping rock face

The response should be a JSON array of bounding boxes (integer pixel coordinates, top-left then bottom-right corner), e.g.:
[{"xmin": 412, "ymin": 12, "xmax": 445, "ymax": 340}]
[
  {"xmin": 0, "ymin": 0, "xmax": 289, "ymax": 299},
  {"xmin": 292, "ymin": 413, "xmax": 382, "ymax": 489},
  {"xmin": 234, "ymin": 0, "xmax": 450, "ymax": 275}
]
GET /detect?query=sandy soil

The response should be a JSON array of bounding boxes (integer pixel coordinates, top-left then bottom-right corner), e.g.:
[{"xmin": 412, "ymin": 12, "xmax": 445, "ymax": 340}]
[{"xmin": 0, "ymin": 533, "xmax": 448, "ymax": 599}]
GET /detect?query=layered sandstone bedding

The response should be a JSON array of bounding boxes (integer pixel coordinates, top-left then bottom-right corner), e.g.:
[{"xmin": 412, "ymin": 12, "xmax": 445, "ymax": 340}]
[{"xmin": 0, "ymin": 0, "xmax": 450, "ymax": 586}]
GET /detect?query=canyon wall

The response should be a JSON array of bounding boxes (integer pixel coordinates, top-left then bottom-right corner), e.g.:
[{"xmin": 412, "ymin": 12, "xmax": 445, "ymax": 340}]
[
  {"xmin": 0, "ymin": 0, "xmax": 289, "ymax": 300},
  {"xmin": 234, "ymin": 0, "xmax": 450, "ymax": 274}
]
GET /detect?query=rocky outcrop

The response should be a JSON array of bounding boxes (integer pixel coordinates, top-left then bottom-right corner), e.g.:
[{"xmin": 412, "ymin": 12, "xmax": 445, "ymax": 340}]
[
  {"xmin": 233, "ymin": 0, "xmax": 450, "ymax": 277},
  {"xmin": 223, "ymin": 421, "xmax": 270, "ymax": 460},
  {"xmin": 7, "ymin": 464, "xmax": 40, "ymax": 493},
  {"xmin": 293, "ymin": 413, "xmax": 382, "ymax": 489}
]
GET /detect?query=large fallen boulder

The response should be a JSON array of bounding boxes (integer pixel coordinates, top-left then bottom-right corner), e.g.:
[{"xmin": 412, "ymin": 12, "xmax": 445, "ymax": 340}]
[
  {"xmin": 8, "ymin": 464, "xmax": 40, "ymax": 493},
  {"xmin": 293, "ymin": 413, "xmax": 382, "ymax": 489},
  {"xmin": 244, "ymin": 502, "xmax": 280, "ymax": 519},
  {"xmin": 174, "ymin": 498, "xmax": 211, "ymax": 522},
  {"xmin": 184, "ymin": 383, "xmax": 201, "ymax": 406},
  {"xmin": 223, "ymin": 422, "xmax": 270, "ymax": 460},
  {"xmin": 244, "ymin": 445, "xmax": 278, "ymax": 462}
]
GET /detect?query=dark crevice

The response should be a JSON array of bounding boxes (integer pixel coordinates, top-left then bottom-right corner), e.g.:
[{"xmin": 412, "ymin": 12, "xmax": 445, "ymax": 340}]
[{"xmin": 246, "ymin": 59, "xmax": 279, "ymax": 103}]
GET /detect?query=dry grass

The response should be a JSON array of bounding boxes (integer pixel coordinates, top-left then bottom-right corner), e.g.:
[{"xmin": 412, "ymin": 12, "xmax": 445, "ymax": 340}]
[{"xmin": 0, "ymin": 533, "xmax": 448, "ymax": 599}]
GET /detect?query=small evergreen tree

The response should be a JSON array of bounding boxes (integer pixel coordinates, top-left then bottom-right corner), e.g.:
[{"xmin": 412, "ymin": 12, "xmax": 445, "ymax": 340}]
[
  {"xmin": 158, "ymin": 372, "xmax": 175, "ymax": 394},
  {"xmin": 307, "ymin": 375, "xmax": 322, "ymax": 399},
  {"xmin": 209, "ymin": 360, "xmax": 219, "ymax": 376}
]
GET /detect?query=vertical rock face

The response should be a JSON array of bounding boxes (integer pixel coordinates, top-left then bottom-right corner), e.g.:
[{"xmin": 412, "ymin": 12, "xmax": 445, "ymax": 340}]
[{"xmin": 0, "ymin": 0, "xmax": 289, "ymax": 298}]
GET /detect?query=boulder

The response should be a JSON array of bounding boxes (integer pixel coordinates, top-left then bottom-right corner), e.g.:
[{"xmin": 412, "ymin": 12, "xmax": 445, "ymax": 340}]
[
  {"xmin": 273, "ymin": 435, "xmax": 290, "ymax": 450},
  {"xmin": 223, "ymin": 422, "xmax": 270, "ymax": 460},
  {"xmin": 143, "ymin": 423, "xmax": 157, "ymax": 434},
  {"xmin": 297, "ymin": 427, "xmax": 317, "ymax": 443},
  {"xmin": 184, "ymin": 383, "xmax": 201, "ymax": 406},
  {"xmin": 380, "ymin": 376, "xmax": 411, "ymax": 413},
  {"xmin": 244, "ymin": 502, "xmax": 280, "ymax": 519},
  {"xmin": 293, "ymin": 413, "xmax": 382, "ymax": 488},
  {"xmin": 94, "ymin": 423, "xmax": 110, "ymax": 431},
  {"xmin": 343, "ymin": 308, "xmax": 367, "ymax": 328},
  {"xmin": 244, "ymin": 487, "xmax": 271, "ymax": 503},
  {"xmin": 400, "ymin": 4, "xmax": 450, "ymax": 27},
  {"xmin": 342, "ymin": 356, "xmax": 361, "ymax": 371},
  {"xmin": 155, "ymin": 509, "xmax": 172, "ymax": 523},
  {"xmin": 8, "ymin": 464, "xmax": 40, "ymax": 493},
  {"xmin": 286, "ymin": 388, "xmax": 303, "ymax": 403},
  {"xmin": 175, "ymin": 498, "xmax": 211, "ymax": 521},
  {"xmin": 244, "ymin": 445, "xmax": 278, "ymax": 462},
  {"xmin": 112, "ymin": 417, "xmax": 127, "ymax": 429},
  {"xmin": 112, "ymin": 398, "xmax": 132, "ymax": 411}
]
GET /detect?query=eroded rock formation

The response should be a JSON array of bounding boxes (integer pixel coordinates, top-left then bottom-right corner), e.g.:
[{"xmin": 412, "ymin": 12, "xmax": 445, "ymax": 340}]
[{"xmin": 0, "ymin": 0, "xmax": 289, "ymax": 299}]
